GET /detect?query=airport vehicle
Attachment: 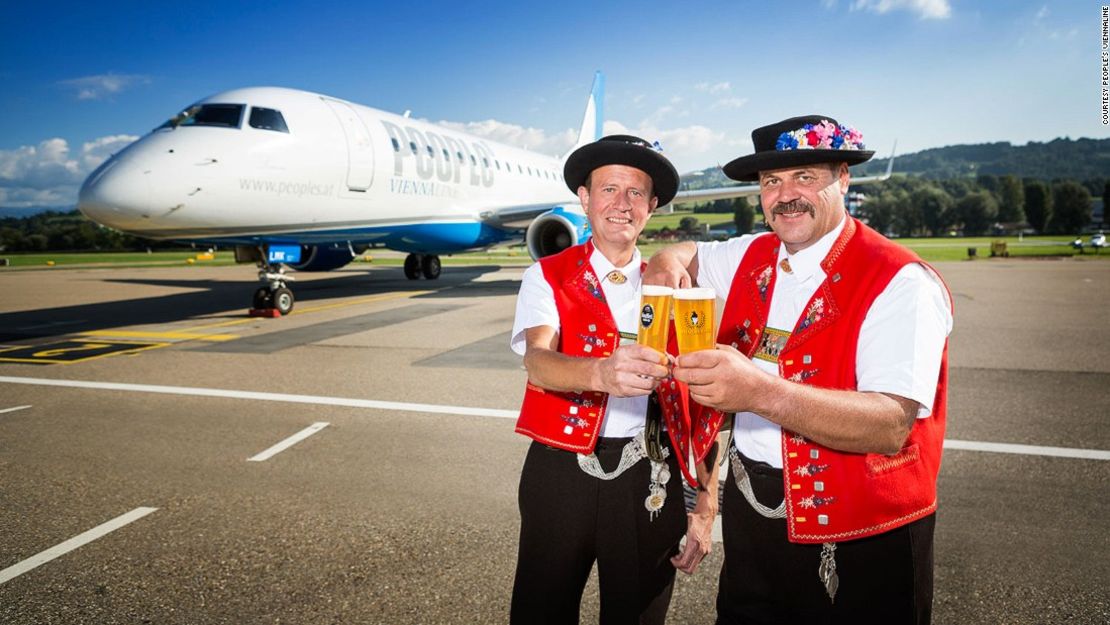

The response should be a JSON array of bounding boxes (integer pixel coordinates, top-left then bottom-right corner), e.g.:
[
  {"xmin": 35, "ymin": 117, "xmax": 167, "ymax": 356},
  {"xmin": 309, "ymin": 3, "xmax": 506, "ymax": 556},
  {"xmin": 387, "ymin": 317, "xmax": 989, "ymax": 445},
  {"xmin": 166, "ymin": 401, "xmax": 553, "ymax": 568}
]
[
  {"xmin": 1091, "ymin": 233, "xmax": 1106, "ymax": 249},
  {"xmin": 77, "ymin": 73, "xmax": 892, "ymax": 314}
]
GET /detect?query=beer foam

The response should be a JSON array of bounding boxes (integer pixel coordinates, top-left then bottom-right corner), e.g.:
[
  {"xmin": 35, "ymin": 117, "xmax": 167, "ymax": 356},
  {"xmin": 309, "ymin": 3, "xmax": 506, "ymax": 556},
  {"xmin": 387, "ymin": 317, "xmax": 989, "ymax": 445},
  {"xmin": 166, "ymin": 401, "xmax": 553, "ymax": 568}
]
[
  {"xmin": 673, "ymin": 287, "xmax": 716, "ymax": 300},
  {"xmin": 641, "ymin": 285, "xmax": 673, "ymax": 296}
]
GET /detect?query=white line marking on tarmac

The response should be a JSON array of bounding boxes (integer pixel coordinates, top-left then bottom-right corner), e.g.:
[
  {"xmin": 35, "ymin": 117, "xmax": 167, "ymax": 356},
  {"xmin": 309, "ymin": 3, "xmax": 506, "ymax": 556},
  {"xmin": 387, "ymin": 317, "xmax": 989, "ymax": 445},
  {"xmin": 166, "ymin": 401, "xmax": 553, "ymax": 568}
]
[
  {"xmin": 1, "ymin": 376, "xmax": 1107, "ymax": 461},
  {"xmin": 943, "ymin": 439, "xmax": 1110, "ymax": 460},
  {"xmin": 0, "ymin": 405, "xmax": 32, "ymax": 414},
  {"xmin": 0, "ymin": 507, "xmax": 158, "ymax": 585},
  {"xmin": 248, "ymin": 422, "xmax": 329, "ymax": 462},
  {"xmin": 0, "ymin": 376, "xmax": 518, "ymax": 419}
]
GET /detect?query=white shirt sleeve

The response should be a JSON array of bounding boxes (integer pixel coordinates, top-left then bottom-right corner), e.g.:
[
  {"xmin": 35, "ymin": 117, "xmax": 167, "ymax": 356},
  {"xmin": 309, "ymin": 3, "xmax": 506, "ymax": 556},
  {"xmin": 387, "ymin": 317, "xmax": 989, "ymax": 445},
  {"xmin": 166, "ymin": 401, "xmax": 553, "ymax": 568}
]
[
  {"xmin": 695, "ymin": 234, "xmax": 760, "ymax": 296},
  {"xmin": 856, "ymin": 263, "xmax": 954, "ymax": 417},
  {"xmin": 510, "ymin": 262, "xmax": 560, "ymax": 356}
]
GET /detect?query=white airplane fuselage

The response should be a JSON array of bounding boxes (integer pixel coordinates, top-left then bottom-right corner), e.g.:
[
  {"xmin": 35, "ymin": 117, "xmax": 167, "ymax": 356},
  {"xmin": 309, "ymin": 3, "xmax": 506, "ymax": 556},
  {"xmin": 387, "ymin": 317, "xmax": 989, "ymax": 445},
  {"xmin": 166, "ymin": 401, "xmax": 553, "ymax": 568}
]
[{"xmin": 78, "ymin": 87, "xmax": 578, "ymax": 255}]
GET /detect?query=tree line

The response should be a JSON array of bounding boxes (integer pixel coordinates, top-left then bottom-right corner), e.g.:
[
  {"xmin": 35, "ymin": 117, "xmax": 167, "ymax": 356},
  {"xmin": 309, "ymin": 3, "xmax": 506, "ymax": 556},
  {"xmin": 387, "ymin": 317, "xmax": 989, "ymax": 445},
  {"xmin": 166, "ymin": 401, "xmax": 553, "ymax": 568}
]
[
  {"xmin": 0, "ymin": 210, "xmax": 182, "ymax": 253},
  {"xmin": 858, "ymin": 174, "xmax": 1106, "ymax": 237}
]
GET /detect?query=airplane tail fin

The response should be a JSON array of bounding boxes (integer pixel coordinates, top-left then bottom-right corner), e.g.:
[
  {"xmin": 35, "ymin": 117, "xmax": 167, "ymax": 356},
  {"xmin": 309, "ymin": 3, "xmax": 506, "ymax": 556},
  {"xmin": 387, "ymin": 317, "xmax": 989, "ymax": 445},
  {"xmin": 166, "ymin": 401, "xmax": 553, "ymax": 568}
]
[{"xmin": 566, "ymin": 71, "xmax": 604, "ymax": 156}]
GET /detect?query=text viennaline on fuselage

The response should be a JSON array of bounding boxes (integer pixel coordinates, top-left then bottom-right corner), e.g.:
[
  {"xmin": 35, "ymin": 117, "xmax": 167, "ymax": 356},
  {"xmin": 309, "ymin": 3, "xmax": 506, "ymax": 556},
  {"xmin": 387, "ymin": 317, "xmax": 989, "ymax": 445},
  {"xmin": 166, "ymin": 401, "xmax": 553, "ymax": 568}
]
[{"xmin": 77, "ymin": 72, "xmax": 891, "ymax": 315}]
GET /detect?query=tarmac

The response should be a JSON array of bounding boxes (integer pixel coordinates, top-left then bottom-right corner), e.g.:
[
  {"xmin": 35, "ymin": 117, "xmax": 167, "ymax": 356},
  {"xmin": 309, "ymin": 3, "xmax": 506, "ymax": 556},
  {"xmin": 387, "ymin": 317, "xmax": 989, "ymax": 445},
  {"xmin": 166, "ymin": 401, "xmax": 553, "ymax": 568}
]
[{"xmin": 0, "ymin": 257, "xmax": 1107, "ymax": 624}]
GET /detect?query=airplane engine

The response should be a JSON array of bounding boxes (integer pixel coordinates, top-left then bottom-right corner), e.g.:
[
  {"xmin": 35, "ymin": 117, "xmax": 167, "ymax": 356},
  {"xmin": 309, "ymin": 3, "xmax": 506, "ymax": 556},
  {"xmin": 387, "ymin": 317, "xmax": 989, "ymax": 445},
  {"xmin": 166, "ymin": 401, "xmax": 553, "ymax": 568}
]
[
  {"xmin": 525, "ymin": 207, "xmax": 591, "ymax": 260},
  {"xmin": 286, "ymin": 244, "xmax": 358, "ymax": 271}
]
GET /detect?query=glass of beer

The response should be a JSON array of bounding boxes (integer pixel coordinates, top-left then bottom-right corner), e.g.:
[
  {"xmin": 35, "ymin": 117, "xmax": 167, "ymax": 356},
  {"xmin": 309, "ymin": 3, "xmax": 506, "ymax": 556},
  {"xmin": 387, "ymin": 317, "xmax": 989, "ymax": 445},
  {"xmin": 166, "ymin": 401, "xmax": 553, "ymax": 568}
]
[
  {"xmin": 637, "ymin": 285, "xmax": 673, "ymax": 354},
  {"xmin": 673, "ymin": 287, "xmax": 716, "ymax": 353}
]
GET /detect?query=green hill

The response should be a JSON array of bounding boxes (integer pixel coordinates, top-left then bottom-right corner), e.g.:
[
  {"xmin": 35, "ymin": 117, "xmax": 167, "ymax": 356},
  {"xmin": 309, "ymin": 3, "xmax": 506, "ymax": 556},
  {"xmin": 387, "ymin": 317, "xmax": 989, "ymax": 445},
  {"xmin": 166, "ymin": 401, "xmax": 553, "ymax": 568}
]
[{"xmin": 680, "ymin": 137, "xmax": 1110, "ymax": 184}]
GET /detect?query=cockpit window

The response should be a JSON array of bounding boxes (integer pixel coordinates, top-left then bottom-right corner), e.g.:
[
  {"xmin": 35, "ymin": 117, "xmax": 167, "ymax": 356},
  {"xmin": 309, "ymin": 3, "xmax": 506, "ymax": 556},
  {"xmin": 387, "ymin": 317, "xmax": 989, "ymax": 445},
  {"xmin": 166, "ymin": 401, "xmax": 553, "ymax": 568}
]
[
  {"xmin": 160, "ymin": 104, "xmax": 244, "ymax": 129},
  {"xmin": 248, "ymin": 107, "xmax": 289, "ymax": 133}
]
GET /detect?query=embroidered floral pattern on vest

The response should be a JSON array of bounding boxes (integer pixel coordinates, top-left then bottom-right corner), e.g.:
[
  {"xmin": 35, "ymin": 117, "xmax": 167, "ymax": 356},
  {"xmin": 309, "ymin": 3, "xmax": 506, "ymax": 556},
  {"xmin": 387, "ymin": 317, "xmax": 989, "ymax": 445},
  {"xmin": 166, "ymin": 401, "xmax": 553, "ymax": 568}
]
[
  {"xmin": 756, "ymin": 265, "xmax": 773, "ymax": 302},
  {"xmin": 799, "ymin": 495, "xmax": 837, "ymax": 509},
  {"xmin": 798, "ymin": 297, "xmax": 825, "ymax": 332},
  {"xmin": 581, "ymin": 269, "xmax": 605, "ymax": 302},
  {"xmin": 794, "ymin": 463, "xmax": 829, "ymax": 477},
  {"xmin": 787, "ymin": 369, "xmax": 820, "ymax": 383},
  {"xmin": 562, "ymin": 414, "xmax": 589, "ymax": 429}
]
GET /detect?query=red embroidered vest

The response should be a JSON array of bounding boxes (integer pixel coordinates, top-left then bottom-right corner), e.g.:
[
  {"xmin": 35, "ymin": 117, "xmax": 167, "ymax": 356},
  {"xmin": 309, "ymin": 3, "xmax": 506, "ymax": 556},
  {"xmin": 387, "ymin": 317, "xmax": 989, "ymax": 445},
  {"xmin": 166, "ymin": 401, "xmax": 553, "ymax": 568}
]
[
  {"xmin": 719, "ymin": 217, "xmax": 951, "ymax": 543},
  {"xmin": 515, "ymin": 242, "xmax": 698, "ymax": 487}
]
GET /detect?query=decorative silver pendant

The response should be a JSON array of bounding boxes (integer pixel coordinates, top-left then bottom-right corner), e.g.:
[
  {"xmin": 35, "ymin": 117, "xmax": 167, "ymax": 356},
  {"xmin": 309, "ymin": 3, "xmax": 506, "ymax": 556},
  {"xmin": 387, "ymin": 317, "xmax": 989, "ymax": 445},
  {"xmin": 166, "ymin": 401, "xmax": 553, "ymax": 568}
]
[
  {"xmin": 645, "ymin": 486, "xmax": 666, "ymax": 520},
  {"xmin": 819, "ymin": 542, "xmax": 839, "ymax": 603}
]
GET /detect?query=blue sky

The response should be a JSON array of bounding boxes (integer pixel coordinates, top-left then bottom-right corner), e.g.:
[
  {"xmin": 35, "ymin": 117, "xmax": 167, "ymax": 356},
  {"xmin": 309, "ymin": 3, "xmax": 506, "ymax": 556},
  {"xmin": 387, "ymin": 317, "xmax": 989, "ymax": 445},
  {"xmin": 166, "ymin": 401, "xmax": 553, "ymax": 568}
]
[{"xmin": 0, "ymin": 0, "xmax": 1102, "ymax": 208}]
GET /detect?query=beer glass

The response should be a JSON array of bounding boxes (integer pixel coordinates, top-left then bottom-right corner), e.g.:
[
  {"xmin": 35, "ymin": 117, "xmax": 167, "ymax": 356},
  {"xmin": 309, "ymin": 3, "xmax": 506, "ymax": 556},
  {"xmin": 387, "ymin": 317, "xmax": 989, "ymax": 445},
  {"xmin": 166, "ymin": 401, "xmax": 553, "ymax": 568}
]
[
  {"xmin": 673, "ymin": 287, "xmax": 716, "ymax": 353},
  {"xmin": 636, "ymin": 285, "xmax": 673, "ymax": 354}
]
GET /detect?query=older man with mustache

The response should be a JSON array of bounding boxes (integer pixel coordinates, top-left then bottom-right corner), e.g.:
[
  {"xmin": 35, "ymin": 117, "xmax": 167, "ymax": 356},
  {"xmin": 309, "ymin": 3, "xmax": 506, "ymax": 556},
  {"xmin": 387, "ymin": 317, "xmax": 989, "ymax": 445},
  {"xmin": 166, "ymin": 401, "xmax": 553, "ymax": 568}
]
[{"xmin": 644, "ymin": 116, "xmax": 953, "ymax": 624}]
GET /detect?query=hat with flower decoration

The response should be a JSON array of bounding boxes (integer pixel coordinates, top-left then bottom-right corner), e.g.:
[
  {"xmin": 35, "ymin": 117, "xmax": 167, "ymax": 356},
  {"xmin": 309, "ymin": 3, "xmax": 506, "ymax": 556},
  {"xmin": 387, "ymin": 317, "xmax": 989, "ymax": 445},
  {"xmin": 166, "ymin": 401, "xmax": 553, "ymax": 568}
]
[
  {"xmin": 722, "ymin": 115, "xmax": 875, "ymax": 182},
  {"xmin": 564, "ymin": 134, "xmax": 680, "ymax": 206}
]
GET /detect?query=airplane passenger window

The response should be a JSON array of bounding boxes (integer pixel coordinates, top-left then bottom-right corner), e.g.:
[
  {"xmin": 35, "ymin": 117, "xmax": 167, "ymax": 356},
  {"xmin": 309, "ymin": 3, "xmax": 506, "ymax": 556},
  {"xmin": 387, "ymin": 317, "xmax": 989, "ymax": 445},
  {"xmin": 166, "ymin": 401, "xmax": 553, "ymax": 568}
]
[
  {"xmin": 427, "ymin": 146, "xmax": 435, "ymax": 158},
  {"xmin": 495, "ymin": 160, "xmax": 500, "ymax": 170},
  {"xmin": 391, "ymin": 138, "xmax": 401, "ymax": 152},
  {"xmin": 409, "ymin": 141, "xmax": 418, "ymax": 154},
  {"xmin": 248, "ymin": 107, "xmax": 289, "ymax": 133},
  {"xmin": 457, "ymin": 151, "xmax": 464, "ymax": 161},
  {"xmin": 482, "ymin": 158, "xmax": 489, "ymax": 168},
  {"xmin": 443, "ymin": 149, "xmax": 450, "ymax": 159},
  {"xmin": 160, "ymin": 104, "xmax": 244, "ymax": 129},
  {"xmin": 470, "ymin": 155, "xmax": 477, "ymax": 166}
]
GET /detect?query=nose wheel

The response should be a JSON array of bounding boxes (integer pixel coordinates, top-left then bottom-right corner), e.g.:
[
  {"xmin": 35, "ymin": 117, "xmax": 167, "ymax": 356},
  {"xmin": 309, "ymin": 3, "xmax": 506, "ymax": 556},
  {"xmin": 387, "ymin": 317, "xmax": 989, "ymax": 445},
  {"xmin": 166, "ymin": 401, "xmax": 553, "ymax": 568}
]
[{"xmin": 403, "ymin": 253, "xmax": 441, "ymax": 280}]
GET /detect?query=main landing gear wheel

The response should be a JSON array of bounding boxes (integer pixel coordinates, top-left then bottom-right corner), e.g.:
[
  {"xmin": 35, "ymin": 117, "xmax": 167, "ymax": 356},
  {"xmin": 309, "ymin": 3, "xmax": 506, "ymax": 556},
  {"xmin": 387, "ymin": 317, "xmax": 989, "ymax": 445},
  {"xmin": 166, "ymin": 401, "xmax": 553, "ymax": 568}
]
[
  {"xmin": 421, "ymin": 254, "xmax": 441, "ymax": 280},
  {"xmin": 403, "ymin": 253, "xmax": 421, "ymax": 280}
]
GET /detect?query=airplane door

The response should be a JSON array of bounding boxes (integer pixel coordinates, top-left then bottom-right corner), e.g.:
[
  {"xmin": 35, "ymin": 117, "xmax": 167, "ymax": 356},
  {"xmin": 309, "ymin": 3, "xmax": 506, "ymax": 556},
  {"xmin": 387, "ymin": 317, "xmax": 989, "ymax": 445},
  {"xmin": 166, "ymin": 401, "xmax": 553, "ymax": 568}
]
[{"xmin": 323, "ymin": 98, "xmax": 375, "ymax": 191}]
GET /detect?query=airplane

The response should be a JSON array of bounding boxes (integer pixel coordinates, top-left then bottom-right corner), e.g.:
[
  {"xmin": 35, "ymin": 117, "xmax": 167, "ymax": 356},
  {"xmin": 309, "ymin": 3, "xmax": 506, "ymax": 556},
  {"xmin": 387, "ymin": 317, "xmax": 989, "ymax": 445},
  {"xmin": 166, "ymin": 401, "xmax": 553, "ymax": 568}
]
[{"xmin": 77, "ymin": 72, "xmax": 893, "ymax": 315}]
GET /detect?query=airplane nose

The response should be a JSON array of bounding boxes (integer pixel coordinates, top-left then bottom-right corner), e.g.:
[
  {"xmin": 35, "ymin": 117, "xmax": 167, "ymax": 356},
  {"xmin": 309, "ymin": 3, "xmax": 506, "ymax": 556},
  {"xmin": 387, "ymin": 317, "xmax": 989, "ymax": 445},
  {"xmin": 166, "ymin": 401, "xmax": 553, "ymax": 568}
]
[{"xmin": 77, "ymin": 156, "xmax": 151, "ymax": 231}]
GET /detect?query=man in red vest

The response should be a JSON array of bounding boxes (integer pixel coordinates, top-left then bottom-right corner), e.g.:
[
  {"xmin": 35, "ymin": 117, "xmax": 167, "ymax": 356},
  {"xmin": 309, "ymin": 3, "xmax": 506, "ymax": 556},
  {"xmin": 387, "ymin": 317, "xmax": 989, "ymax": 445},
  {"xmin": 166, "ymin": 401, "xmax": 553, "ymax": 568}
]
[
  {"xmin": 510, "ymin": 135, "xmax": 721, "ymax": 624},
  {"xmin": 644, "ymin": 116, "xmax": 953, "ymax": 624}
]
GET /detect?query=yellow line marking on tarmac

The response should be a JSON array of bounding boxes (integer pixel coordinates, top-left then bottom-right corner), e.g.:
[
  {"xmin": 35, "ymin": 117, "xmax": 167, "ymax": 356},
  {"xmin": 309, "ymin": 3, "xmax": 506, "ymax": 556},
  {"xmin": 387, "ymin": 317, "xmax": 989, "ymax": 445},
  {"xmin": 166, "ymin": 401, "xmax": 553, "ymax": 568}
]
[
  {"xmin": 74, "ymin": 291, "xmax": 431, "ymax": 346},
  {"xmin": 80, "ymin": 330, "xmax": 239, "ymax": 342}
]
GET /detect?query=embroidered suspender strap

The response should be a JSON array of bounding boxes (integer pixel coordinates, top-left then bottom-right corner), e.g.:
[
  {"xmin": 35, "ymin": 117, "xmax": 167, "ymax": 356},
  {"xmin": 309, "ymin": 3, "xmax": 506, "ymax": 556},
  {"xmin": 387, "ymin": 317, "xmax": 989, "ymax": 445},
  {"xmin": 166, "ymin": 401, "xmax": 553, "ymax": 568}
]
[
  {"xmin": 644, "ymin": 393, "xmax": 665, "ymax": 463},
  {"xmin": 728, "ymin": 446, "xmax": 786, "ymax": 519},
  {"xmin": 577, "ymin": 431, "xmax": 672, "ymax": 520}
]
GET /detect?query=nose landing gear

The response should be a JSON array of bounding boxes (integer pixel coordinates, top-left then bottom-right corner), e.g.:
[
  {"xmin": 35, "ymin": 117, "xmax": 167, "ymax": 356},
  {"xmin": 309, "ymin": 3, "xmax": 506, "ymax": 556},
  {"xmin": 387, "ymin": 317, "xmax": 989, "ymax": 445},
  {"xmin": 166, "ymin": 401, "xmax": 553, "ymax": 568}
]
[
  {"xmin": 403, "ymin": 253, "xmax": 441, "ymax": 280},
  {"xmin": 251, "ymin": 261, "xmax": 296, "ymax": 315}
]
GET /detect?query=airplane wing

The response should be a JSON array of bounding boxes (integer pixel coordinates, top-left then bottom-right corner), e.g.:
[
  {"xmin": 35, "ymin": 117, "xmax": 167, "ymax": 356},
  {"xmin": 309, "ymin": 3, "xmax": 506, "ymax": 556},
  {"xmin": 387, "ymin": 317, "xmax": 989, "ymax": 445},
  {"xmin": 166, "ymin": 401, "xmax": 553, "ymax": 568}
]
[
  {"xmin": 670, "ymin": 143, "xmax": 897, "ymax": 207},
  {"xmin": 479, "ymin": 203, "xmax": 575, "ymax": 231}
]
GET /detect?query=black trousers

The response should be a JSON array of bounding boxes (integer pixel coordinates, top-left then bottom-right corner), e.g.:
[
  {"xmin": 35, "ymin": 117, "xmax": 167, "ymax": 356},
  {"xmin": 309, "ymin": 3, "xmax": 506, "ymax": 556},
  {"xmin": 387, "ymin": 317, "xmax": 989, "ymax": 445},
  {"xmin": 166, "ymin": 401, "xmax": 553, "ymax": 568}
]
[
  {"xmin": 716, "ymin": 451, "xmax": 935, "ymax": 625},
  {"xmin": 511, "ymin": 439, "xmax": 686, "ymax": 625}
]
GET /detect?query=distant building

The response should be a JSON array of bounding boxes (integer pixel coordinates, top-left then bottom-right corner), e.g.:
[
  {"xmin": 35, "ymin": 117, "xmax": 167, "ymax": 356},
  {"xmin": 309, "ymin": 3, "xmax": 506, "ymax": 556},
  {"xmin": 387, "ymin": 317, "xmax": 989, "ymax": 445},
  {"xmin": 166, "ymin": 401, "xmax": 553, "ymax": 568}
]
[{"xmin": 846, "ymin": 191, "xmax": 867, "ymax": 216}]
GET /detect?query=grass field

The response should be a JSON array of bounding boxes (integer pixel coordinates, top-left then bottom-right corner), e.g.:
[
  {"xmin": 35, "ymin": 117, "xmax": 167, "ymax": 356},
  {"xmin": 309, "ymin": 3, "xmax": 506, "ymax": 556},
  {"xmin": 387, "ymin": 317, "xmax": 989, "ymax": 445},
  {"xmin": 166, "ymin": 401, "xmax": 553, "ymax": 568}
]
[{"xmin": 2, "ymin": 233, "xmax": 1105, "ymax": 271}]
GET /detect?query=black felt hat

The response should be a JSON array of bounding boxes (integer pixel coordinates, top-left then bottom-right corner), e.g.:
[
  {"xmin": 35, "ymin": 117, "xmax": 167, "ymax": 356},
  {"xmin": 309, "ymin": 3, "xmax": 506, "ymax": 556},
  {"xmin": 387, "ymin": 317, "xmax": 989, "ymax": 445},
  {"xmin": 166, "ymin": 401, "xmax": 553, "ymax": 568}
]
[
  {"xmin": 563, "ymin": 135, "xmax": 680, "ymax": 205},
  {"xmin": 722, "ymin": 115, "xmax": 875, "ymax": 182}
]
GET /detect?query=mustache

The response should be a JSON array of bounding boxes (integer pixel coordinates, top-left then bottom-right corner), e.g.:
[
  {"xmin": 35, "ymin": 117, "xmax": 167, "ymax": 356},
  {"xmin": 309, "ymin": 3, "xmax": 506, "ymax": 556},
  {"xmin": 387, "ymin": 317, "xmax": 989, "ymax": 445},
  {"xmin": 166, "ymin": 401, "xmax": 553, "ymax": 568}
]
[{"xmin": 771, "ymin": 200, "xmax": 816, "ymax": 219}]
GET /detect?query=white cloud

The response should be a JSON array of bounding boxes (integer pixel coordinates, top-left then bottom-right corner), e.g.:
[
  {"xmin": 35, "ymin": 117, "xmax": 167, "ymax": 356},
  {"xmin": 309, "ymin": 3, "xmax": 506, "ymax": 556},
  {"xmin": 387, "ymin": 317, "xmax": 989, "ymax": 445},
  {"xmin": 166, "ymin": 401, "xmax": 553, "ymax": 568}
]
[
  {"xmin": 0, "ymin": 135, "xmax": 138, "ymax": 207},
  {"xmin": 1035, "ymin": 5, "xmax": 1049, "ymax": 20},
  {"xmin": 433, "ymin": 115, "xmax": 730, "ymax": 175},
  {"xmin": 603, "ymin": 120, "xmax": 726, "ymax": 174},
  {"xmin": 57, "ymin": 73, "xmax": 151, "ymax": 100},
  {"xmin": 850, "ymin": 0, "xmax": 951, "ymax": 19},
  {"xmin": 711, "ymin": 97, "xmax": 749, "ymax": 110},
  {"xmin": 694, "ymin": 81, "xmax": 731, "ymax": 94}
]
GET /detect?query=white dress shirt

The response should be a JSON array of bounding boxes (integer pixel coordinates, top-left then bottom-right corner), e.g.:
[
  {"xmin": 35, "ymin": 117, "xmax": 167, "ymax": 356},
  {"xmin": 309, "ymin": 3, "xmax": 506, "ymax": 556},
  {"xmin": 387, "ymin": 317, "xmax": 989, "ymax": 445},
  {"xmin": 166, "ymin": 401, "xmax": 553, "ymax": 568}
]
[
  {"xmin": 511, "ymin": 247, "xmax": 648, "ymax": 438},
  {"xmin": 696, "ymin": 216, "xmax": 954, "ymax": 467}
]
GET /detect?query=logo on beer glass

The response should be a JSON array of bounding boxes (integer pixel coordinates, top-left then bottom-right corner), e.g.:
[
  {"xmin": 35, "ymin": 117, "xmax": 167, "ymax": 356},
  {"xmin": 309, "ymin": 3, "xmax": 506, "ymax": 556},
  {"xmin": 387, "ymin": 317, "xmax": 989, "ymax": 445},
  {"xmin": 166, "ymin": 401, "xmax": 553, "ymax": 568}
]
[
  {"xmin": 637, "ymin": 285, "xmax": 673, "ymax": 354},
  {"xmin": 673, "ymin": 287, "xmax": 716, "ymax": 353}
]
